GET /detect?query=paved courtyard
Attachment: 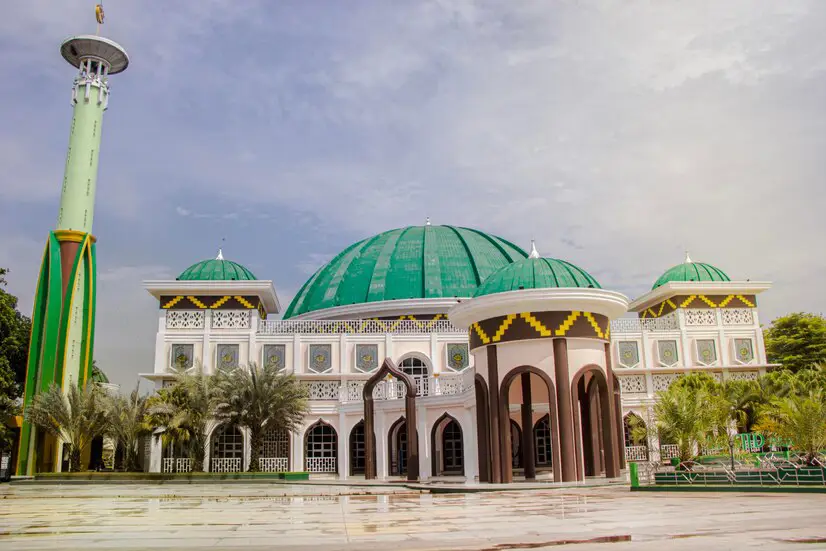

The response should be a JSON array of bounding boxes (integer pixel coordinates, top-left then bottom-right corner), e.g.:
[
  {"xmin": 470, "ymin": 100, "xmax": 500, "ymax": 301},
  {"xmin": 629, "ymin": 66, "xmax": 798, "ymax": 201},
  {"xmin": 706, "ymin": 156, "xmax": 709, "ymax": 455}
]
[{"xmin": 1, "ymin": 483, "xmax": 825, "ymax": 550}]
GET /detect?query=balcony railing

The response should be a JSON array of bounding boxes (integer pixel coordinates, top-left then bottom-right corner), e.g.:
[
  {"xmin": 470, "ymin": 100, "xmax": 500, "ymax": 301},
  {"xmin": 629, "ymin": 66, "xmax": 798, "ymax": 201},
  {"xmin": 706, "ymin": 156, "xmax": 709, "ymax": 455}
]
[
  {"xmin": 258, "ymin": 319, "xmax": 465, "ymax": 335},
  {"xmin": 610, "ymin": 314, "xmax": 679, "ymax": 333},
  {"xmin": 304, "ymin": 369, "xmax": 476, "ymax": 403}
]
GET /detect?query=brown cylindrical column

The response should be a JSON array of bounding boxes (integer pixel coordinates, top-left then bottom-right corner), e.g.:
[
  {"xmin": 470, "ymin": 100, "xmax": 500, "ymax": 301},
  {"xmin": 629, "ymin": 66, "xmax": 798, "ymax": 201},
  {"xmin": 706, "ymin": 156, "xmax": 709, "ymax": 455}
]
[
  {"xmin": 474, "ymin": 377, "xmax": 491, "ymax": 483},
  {"xmin": 606, "ymin": 342, "xmax": 626, "ymax": 470},
  {"xmin": 591, "ymin": 385, "xmax": 604, "ymax": 474},
  {"xmin": 573, "ymin": 379, "xmax": 585, "ymax": 481},
  {"xmin": 602, "ymin": 344, "xmax": 621, "ymax": 478},
  {"xmin": 363, "ymin": 399, "xmax": 376, "ymax": 479},
  {"xmin": 486, "ymin": 346, "xmax": 502, "ymax": 483},
  {"xmin": 405, "ymin": 395, "xmax": 419, "ymax": 481},
  {"xmin": 553, "ymin": 338, "xmax": 577, "ymax": 482},
  {"xmin": 520, "ymin": 373, "xmax": 536, "ymax": 480},
  {"xmin": 58, "ymin": 240, "xmax": 80, "ymax": 296}
]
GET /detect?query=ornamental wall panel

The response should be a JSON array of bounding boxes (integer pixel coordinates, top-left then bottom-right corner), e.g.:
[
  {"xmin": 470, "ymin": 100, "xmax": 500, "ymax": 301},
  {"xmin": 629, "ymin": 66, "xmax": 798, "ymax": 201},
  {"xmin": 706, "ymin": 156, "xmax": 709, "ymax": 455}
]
[
  {"xmin": 308, "ymin": 344, "xmax": 333, "ymax": 373},
  {"xmin": 304, "ymin": 380, "xmax": 340, "ymax": 400},
  {"xmin": 696, "ymin": 339, "xmax": 717, "ymax": 366},
  {"xmin": 354, "ymin": 344, "xmax": 379, "ymax": 373},
  {"xmin": 722, "ymin": 309, "xmax": 754, "ymax": 325},
  {"xmin": 170, "ymin": 343, "xmax": 194, "ymax": 369},
  {"xmin": 446, "ymin": 343, "xmax": 470, "ymax": 371},
  {"xmin": 166, "ymin": 310, "xmax": 204, "ymax": 329},
  {"xmin": 728, "ymin": 371, "xmax": 759, "ymax": 382},
  {"xmin": 684, "ymin": 309, "xmax": 716, "ymax": 326},
  {"xmin": 216, "ymin": 344, "xmax": 240, "ymax": 370},
  {"xmin": 618, "ymin": 341, "xmax": 640, "ymax": 368},
  {"xmin": 734, "ymin": 339, "xmax": 755, "ymax": 364},
  {"xmin": 656, "ymin": 340, "xmax": 679, "ymax": 367},
  {"xmin": 212, "ymin": 310, "xmax": 250, "ymax": 329},
  {"xmin": 617, "ymin": 374, "xmax": 646, "ymax": 394},
  {"xmin": 262, "ymin": 344, "xmax": 286, "ymax": 371},
  {"xmin": 652, "ymin": 373, "xmax": 681, "ymax": 392}
]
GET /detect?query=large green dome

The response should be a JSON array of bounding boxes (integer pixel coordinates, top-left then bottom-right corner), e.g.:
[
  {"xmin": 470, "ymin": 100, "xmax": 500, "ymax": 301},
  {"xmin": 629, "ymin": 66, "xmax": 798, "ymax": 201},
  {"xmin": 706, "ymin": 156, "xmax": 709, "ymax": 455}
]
[
  {"xmin": 177, "ymin": 251, "xmax": 257, "ymax": 281},
  {"xmin": 474, "ymin": 249, "xmax": 601, "ymax": 297},
  {"xmin": 653, "ymin": 258, "xmax": 729, "ymax": 289},
  {"xmin": 284, "ymin": 225, "xmax": 527, "ymax": 318}
]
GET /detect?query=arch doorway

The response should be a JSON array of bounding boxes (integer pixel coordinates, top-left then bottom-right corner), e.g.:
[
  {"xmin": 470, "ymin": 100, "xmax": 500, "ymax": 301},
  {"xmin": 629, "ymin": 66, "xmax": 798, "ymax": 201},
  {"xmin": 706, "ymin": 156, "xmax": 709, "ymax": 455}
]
[
  {"xmin": 510, "ymin": 420, "xmax": 522, "ymax": 469},
  {"xmin": 305, "ymin": 421, "xmax": 338, "ymax": 473},
  {"xmin": 259, "ymin": 427, "xmax": 290, "ymax": 472},
  {"xmin": 211, "ymin": 424, "xmax": 243, "ymax": 472},
  {"xmin": 534, "ymin": 415, "xmax": 554, "ymax": 470},
  {"xmin": 572, "ymin": 366, "xmax": 620, "ymax": 479},
  {"xmin": 623, "ymin": 413, "xmax": 649, "ymax": 462},
  {"xmin": 349, "ymin": 421, "xmax": 367, "ymax": 476},
  {"xmin": 430, "ymin": 414, "xmax": 464, "ymax": 476},
  {"xmin": 388, "ymin": 417, "xmax": 408, "ymax": 476}
]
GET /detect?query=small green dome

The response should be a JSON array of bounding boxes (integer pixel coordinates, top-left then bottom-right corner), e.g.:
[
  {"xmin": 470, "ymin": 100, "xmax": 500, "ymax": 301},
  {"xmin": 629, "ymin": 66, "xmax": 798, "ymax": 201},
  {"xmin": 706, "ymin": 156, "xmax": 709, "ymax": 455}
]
[
  {"xmin": 652, "ymin": 257, "xmax": 729, "ymax": 289},
  {"xmin": 177, "ymin": 250, "xmax": 257, "ymax": 281},
  {"xmin": 284, "ymin": 225, "xmax": 527, "ymax": 318},
  {"xmin": 474, "ymin": 247, "xmax": 601, "ymax": 297},
  {"xmin": 90, "ymin": 364, "xmax": 109, "ymax": 384}
]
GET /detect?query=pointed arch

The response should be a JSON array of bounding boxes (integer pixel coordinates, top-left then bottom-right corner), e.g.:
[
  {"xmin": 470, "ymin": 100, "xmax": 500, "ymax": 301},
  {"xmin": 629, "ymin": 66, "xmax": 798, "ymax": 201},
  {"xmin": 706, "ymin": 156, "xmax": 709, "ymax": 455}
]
[
  {"xmin": 304, "ymin": 419, "xmax": 338, "ymax": 473},
  {"xmin": 430, "ymin": 412, "xmax": 464, "ymax": 476}
]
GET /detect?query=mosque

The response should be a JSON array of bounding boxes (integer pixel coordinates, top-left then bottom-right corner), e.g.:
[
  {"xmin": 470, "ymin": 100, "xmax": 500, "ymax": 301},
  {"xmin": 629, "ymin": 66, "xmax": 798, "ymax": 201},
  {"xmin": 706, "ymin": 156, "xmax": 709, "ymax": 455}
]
[{"xmin": 141, "ymin": 224, "xmax": 772, "ymax": 482}]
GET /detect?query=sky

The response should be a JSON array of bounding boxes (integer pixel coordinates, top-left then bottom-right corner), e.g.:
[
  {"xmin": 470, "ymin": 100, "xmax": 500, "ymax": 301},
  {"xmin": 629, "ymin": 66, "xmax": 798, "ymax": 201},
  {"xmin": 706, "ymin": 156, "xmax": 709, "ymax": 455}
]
[{"xmin": 1, "ymin": 1, "xmax": 824, "ymax": 390}]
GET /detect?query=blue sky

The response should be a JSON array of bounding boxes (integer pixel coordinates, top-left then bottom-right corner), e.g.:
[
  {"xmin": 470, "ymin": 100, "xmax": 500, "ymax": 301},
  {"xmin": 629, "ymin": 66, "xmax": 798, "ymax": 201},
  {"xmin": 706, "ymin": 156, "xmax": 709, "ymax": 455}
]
[{"xmin": 1, "ymin": 1, "xmax": 825, "ymax": 389}]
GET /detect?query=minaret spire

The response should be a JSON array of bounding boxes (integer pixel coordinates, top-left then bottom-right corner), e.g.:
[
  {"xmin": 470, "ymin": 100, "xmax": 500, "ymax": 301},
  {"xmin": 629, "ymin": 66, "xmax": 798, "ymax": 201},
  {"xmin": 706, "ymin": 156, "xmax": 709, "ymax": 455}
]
[
  {"xmin": 529, "ymin": 240, "xmax": 540, "ymax": 259},
  {"xmin": 684, "ymin": 250, "xmax": 693, "ymax": 263}
]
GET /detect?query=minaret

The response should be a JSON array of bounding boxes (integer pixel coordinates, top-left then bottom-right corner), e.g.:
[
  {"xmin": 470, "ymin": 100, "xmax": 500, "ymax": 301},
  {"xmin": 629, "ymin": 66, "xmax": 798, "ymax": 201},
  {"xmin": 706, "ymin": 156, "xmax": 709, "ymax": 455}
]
[{"xmin": 17, "ymin": 17, "xmax": 129, "ymax": 474}]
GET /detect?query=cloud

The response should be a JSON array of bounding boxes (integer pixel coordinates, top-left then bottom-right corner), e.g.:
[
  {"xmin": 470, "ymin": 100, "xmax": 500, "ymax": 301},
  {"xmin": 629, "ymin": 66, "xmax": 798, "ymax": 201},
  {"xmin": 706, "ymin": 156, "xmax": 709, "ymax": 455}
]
[{"xmin": 2, "ymin": 0, "xmax": 825, "ymax": 387}]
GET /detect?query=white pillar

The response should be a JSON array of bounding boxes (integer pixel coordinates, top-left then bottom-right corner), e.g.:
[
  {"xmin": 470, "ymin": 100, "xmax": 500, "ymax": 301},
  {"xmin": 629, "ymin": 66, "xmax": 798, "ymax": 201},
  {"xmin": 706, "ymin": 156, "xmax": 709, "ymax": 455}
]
[
  {"xmin": 338, "ymin": 411, "xmax": 349, "ymax": 480},
  {"xmin": 202, "ymin": 310, "xmax": 212, "ymax": 374},
  {"xmin": 417, "ymin": 404, "xmax": 430, "ymax": 480},
  {"xmin": 293, "ymin": 430, "xmax": 303, "ymax": 472},
  {"xmin": 376, "ymin": 412, "xmax": 388, "ymax": 480},
  {"xmin": 462, "ymin": 408, "xmax": 478, "ymax": 483},
  {"xmin": 150, "ymin": 436, "xmax": 162, "ymax": 473},
  {"xmin": 243, "ymin": 427, "xmax": 251, "ymax": 472}
]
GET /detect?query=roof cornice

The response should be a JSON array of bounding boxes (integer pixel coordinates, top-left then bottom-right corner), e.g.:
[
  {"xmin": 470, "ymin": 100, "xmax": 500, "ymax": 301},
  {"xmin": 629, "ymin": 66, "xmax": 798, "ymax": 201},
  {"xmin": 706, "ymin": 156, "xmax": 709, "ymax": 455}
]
[
  {"xmin": 143, "ymin": 280, "xmax": 281, "ymax": 313},
  {"xmin": 288, "ymin": 297, "xmax": 461, "ymax": 320},
  {"xmin": 449, "ymin": 288, "xmax": 629, "ymax": 329},
  {"xmin": 629, "ymin": 281, "xmax": 772, "ymax": 312}
]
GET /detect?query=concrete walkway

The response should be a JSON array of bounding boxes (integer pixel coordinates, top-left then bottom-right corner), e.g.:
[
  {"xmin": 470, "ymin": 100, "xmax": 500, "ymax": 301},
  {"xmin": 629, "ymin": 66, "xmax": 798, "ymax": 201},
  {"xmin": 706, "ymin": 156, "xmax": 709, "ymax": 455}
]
[{"xmin": 1, "ymin": 484, "xmax": 824, "ymax": 550}]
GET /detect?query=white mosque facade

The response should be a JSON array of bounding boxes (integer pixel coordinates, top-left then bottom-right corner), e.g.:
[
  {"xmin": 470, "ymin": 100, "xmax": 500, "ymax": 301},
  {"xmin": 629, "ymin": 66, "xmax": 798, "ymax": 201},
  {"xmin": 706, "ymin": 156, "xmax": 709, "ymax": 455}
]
[{"xmin": 141, "ymin": 224, "xmax": 773, "ymax": 482}]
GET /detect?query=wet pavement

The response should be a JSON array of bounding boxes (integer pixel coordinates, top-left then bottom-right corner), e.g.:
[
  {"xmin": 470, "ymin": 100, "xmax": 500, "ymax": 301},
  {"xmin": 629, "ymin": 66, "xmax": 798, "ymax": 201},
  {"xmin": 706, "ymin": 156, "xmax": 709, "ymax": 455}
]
[{"xmin": 1, "ymin": 483, "xmax": 825, "ymax": 550}]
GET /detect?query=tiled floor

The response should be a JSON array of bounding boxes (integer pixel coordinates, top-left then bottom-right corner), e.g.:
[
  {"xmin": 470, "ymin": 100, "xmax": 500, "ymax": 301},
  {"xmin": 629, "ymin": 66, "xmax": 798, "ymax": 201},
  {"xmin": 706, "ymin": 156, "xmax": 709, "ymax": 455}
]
[{"xmin": 1, "ymin": 484, "xmax": 825, "ymax": 550}]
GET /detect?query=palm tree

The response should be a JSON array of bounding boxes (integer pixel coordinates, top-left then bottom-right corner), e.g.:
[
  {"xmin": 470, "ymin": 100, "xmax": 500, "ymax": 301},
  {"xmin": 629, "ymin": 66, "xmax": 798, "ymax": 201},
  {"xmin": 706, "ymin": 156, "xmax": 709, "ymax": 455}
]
[
  {"xmin": 755, "ymin": 390, "xmax": 826, "ymax": 465},
  {"xmin": 211, "ymin": 362, "xmax": 308, "ymax": 472},
  {"xmin": 25, "ymin": 383, "xmax": 109, "ymax": 472},
  {"xmin": 653, "ymin": 383, "xmax": 717, "ymax": 464},
  {"xmin": 107, "ymin": 384, "xmax": 149, "ymax": 472},
  {"xmin": 145, "ymin": 367, "xmax": 212, "ymax": 472},
  {"xmin": 722, "ymin": 380, "xmax": 762, "ymax": 434}
]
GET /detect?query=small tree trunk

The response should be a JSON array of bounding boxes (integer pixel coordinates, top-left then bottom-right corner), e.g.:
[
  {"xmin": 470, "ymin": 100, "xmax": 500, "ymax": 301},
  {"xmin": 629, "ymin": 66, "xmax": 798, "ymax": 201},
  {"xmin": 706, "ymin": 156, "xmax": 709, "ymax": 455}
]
[
  {"xmin": 248, "ymin": 430, "xmax": 263, "ymax": 472},
  {"xmin": 69, "ymin": 446, "xmax": 82, "ymax": 473},
  {"xmin": 192, "ymin": 442, "xmax": 206, "ymax": 472}
]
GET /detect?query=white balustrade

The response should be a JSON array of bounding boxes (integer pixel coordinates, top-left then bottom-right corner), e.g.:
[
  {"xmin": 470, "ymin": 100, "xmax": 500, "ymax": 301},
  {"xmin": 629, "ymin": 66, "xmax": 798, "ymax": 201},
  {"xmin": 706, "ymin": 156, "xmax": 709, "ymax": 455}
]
[
  {"xmin": 258, "ymin": 457, "xmax": 289, "ymax": 472},
  {"xmin": 211, "ymin": 458, "xmax": 242, "ymax": 473},
  {"xmin": 625, "ymin": 446, "xmax": 649, "ymax": 461},
  {"xmin": 611, "ymin": 314, "xmax": 679, "ymax": 333},
  {"xmin": 258, "ymin": 319, "xmax": 465, "ymax": 335},
  {"xmin": 325, "ymin": 371, "xmax": 475, "ymax": 403},
  {"xmin": 659, "ymin": 444, "xmax": 680, "ymax": 460},
  {"xmin": 306, "ymin": 457, "xmax": 337, "ymax": 473},
  {"xmin": 162, "ymin": 457, "xmax": 192, "ymax": 473}
]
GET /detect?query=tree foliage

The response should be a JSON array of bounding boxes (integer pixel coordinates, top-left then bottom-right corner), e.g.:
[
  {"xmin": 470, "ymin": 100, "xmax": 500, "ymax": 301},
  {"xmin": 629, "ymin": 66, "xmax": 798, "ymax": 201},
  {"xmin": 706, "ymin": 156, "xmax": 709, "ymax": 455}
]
[
  {"xmin": 25, "ymin": 383, "xmax": 109, "ymax": 472},
  {"xmin": 764, "ymin": 312, "xmax": 826, "ymax": 372},
  {"xmin": 144, "ymin": 366, "xmax": 212, "ymax": 472},
  {"xmin": 106, "ymin": 384, "xmax": 149, "ymax": 472},
  {"xmin": 755, "ymin": 390, "xmax": 826, "ymax": 464},
  {"xmin": 211, "ymin": 363, "xmax": 308, "ymax": 472},
  {"xmin": 0, "ymin": 267, "xmax": 31, "ymax": 396}
]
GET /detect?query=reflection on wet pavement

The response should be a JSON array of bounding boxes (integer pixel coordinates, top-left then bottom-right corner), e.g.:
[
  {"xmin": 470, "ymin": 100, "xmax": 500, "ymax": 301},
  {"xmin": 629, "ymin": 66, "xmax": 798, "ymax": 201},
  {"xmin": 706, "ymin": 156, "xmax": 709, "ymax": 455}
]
[{"xmin": 0, "ymin": 484, "xmax": 824, "ymax": 550}]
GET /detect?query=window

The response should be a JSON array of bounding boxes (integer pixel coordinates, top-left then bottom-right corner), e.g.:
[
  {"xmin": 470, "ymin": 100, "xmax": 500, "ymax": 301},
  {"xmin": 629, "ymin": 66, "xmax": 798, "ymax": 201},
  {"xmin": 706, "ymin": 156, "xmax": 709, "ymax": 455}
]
[
  {"xmin": 618, "ymin": 341, "xmax": 640, "ymax": 368},
  {"xmin": 308, "ymin": 344, "xmax": 332, "ymax": 373},
  {"xmin": 734, "ymin": 339, "xmax": 754, "ymax": 364},
  {"xmin": 305, "ymin": 423, "xmax": 337, "ymax": 458},
  {"xmin": 216, "ymin": 344, "xmax": 239, "ymax": 370},
  {"xmin": 262, "ymin": 344, "xmax": 286, "ymax": 371},
  {"xmin": 657, "ymin": 340, "xmax": 679, "ymax": 367},
  {"xmin": 170, "ymin": 343, "xmax": 194, "ymax": 370},
  {"xmin": 399, "ymin": 356, "xmax": 429, "ymax": 395},
  {"xmin": 442, "ymin": 420, "xmax": 464, "ymax": 472},
  {"xmin": 212, "ymin": 425, "xmax": 243, "ymax": 460},
  {"xmin": 260, "ymin": 428, "xmax": 289, "ymax": 458},
  {"xmin": 696, "ymin": 339, "xmax": 717, "ymax": 366},
  {"xmin": 534, "ymin": 416, "xmax": 553, "ymax": 467},
  {"xmin": 350, "ymin": 422, "xmax": 365, "ymax": 475}
]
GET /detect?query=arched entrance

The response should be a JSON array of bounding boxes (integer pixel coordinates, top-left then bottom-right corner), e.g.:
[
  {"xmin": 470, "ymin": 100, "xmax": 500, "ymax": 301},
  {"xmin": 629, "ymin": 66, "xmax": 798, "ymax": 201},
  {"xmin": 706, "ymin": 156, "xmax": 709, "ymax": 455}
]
[
  {"xmin": 211, "ymin": 424, "xmax": 243, "ymax": 472},
  {"xmin": 571, "ymin": 365, "xmax": 620, "ymax": 479},
  {"xmin": 534, "ymin": 415, "xmax": 554, "ymax": 470},
  {"xmin": 349, "ymin": 421, "xmax": 367, "ymax": 476},
  {"xmin": 430, "ymin": 413, "xmax": 464, "ymax": 476},
  {"xmin": 259, "ymin": 427, "xmax": 290, "ymax": 472},
  {"xmin": 623, "ymin": 412, "xmax": 649, "ymax": 462},
  {"xmin": 474, "ymin": 374, "xmax": 492, "ymax": 482},
  {"xmin": 304, "ymin": 421, "xmax": 338, "ymax": 473},
  {"xmin": 510, "ymin": 420, "xmax": 522, "ymax": 469},
  {"xmin": 499, "ymin": 366, "xmax": 561, "ymax": 482},
  {"xmin": 363, "ymin": 358, "xmax": 418, "ymax": 481},
  {"xmin": 388, "ymin": 417, "xmax": 408, "ymax": 476}
]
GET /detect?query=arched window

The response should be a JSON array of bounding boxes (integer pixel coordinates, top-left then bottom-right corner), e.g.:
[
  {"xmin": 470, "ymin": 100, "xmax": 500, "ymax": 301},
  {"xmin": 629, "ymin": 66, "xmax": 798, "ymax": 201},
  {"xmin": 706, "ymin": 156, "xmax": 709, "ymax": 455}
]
[
  {"xmin": 212, "ymin": 425, "xmax": 243, "ymax": 460},
  {"xmin": 534, "ymin": 416, "xmax": 553, "ymax": 467},
  {"xmin": 388, "ymin": 418, "xmax": 408, "ymax": 476},
  {"xmin": 398, "ymin": 356, "xmax": 429, "ymax": 395},
  {"xmin": 442, "ymin": 419, "xmax": 464, "ymax": 473},
  {"xmin": 305, "ymin": 422, "xmax": 337, "ymax": 473},
  {"xmin": 350, "ymin": 421, "xmax": 366, "ymax": 475}
]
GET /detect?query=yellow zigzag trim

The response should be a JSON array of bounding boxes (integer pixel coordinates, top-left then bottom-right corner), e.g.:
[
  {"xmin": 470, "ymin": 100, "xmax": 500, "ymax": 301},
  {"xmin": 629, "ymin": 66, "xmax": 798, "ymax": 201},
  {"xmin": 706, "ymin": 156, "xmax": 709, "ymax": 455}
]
[
  {"xmin": 162, "ymin": 296, "xmax": 184, "ymax": 309},
  {"xmin": 210, "ymin": 296, "xmax": 231, "ymax": 309},
  {"xmin": 719, "ymin": 295, "xmax": 734, "ymax": 307},
  {"xmin": 666, "ymin": 299, "xmax": 676, "ymax": 309},
  {"xmin": 234, "ymin": 296, "xmax": 255, "ymax": 309},
  {"xmin": 519, "ymin": 312, "xmax": 552, "ymax": 337},
  {"xmin": 680, "ymin": 295, "xmax": 696, "ymax": 308},
  {"xmin": 698, "ymin": 295, "xmax": 717, "ymax": 307},
  {"xmin": 583, "ymin": 312, "xmax": 606, "ymax": 339},
  {"xmin": 187, "ymin": 296, "xmax": 207, "ymax": 308},
  {"xmin": 556, "ymin": 311, "xmax": 581, "ymax": 336},
  {"xmin": 492, "ymin": 314, "xmax": 516, "ymax": 342},
  {"xmin": 471, "ymin": 322, "xmax": 490, "ymax": 345},
  {"xmin": 737, "ymin": 294, "xmax": 755, "ymax": 307}
]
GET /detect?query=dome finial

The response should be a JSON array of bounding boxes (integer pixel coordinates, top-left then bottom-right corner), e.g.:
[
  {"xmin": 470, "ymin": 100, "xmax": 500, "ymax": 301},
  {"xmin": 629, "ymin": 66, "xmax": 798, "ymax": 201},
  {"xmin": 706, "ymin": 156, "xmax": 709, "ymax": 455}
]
[
  {"xmin": 684, "ymin": 250, "xmax": 692, "ymax": 264},
  {"xmin": 425, "ymin": 216, "xmax": 431, "ymax": 226},
  {"xmin": 529, "ymin": 239, "xmax": 540, "ymax": 259},
  {"xmin": 216, "ymin": 248, "xmax": 224, "ymax": 260}
]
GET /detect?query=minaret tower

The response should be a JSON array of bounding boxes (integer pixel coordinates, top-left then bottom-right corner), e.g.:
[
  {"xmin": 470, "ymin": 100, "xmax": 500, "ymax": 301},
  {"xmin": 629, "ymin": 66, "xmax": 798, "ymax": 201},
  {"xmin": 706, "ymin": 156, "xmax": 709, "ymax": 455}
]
[{"xmin": 17, "ymin": 10, "xmax": 129, "ymax": 474}]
